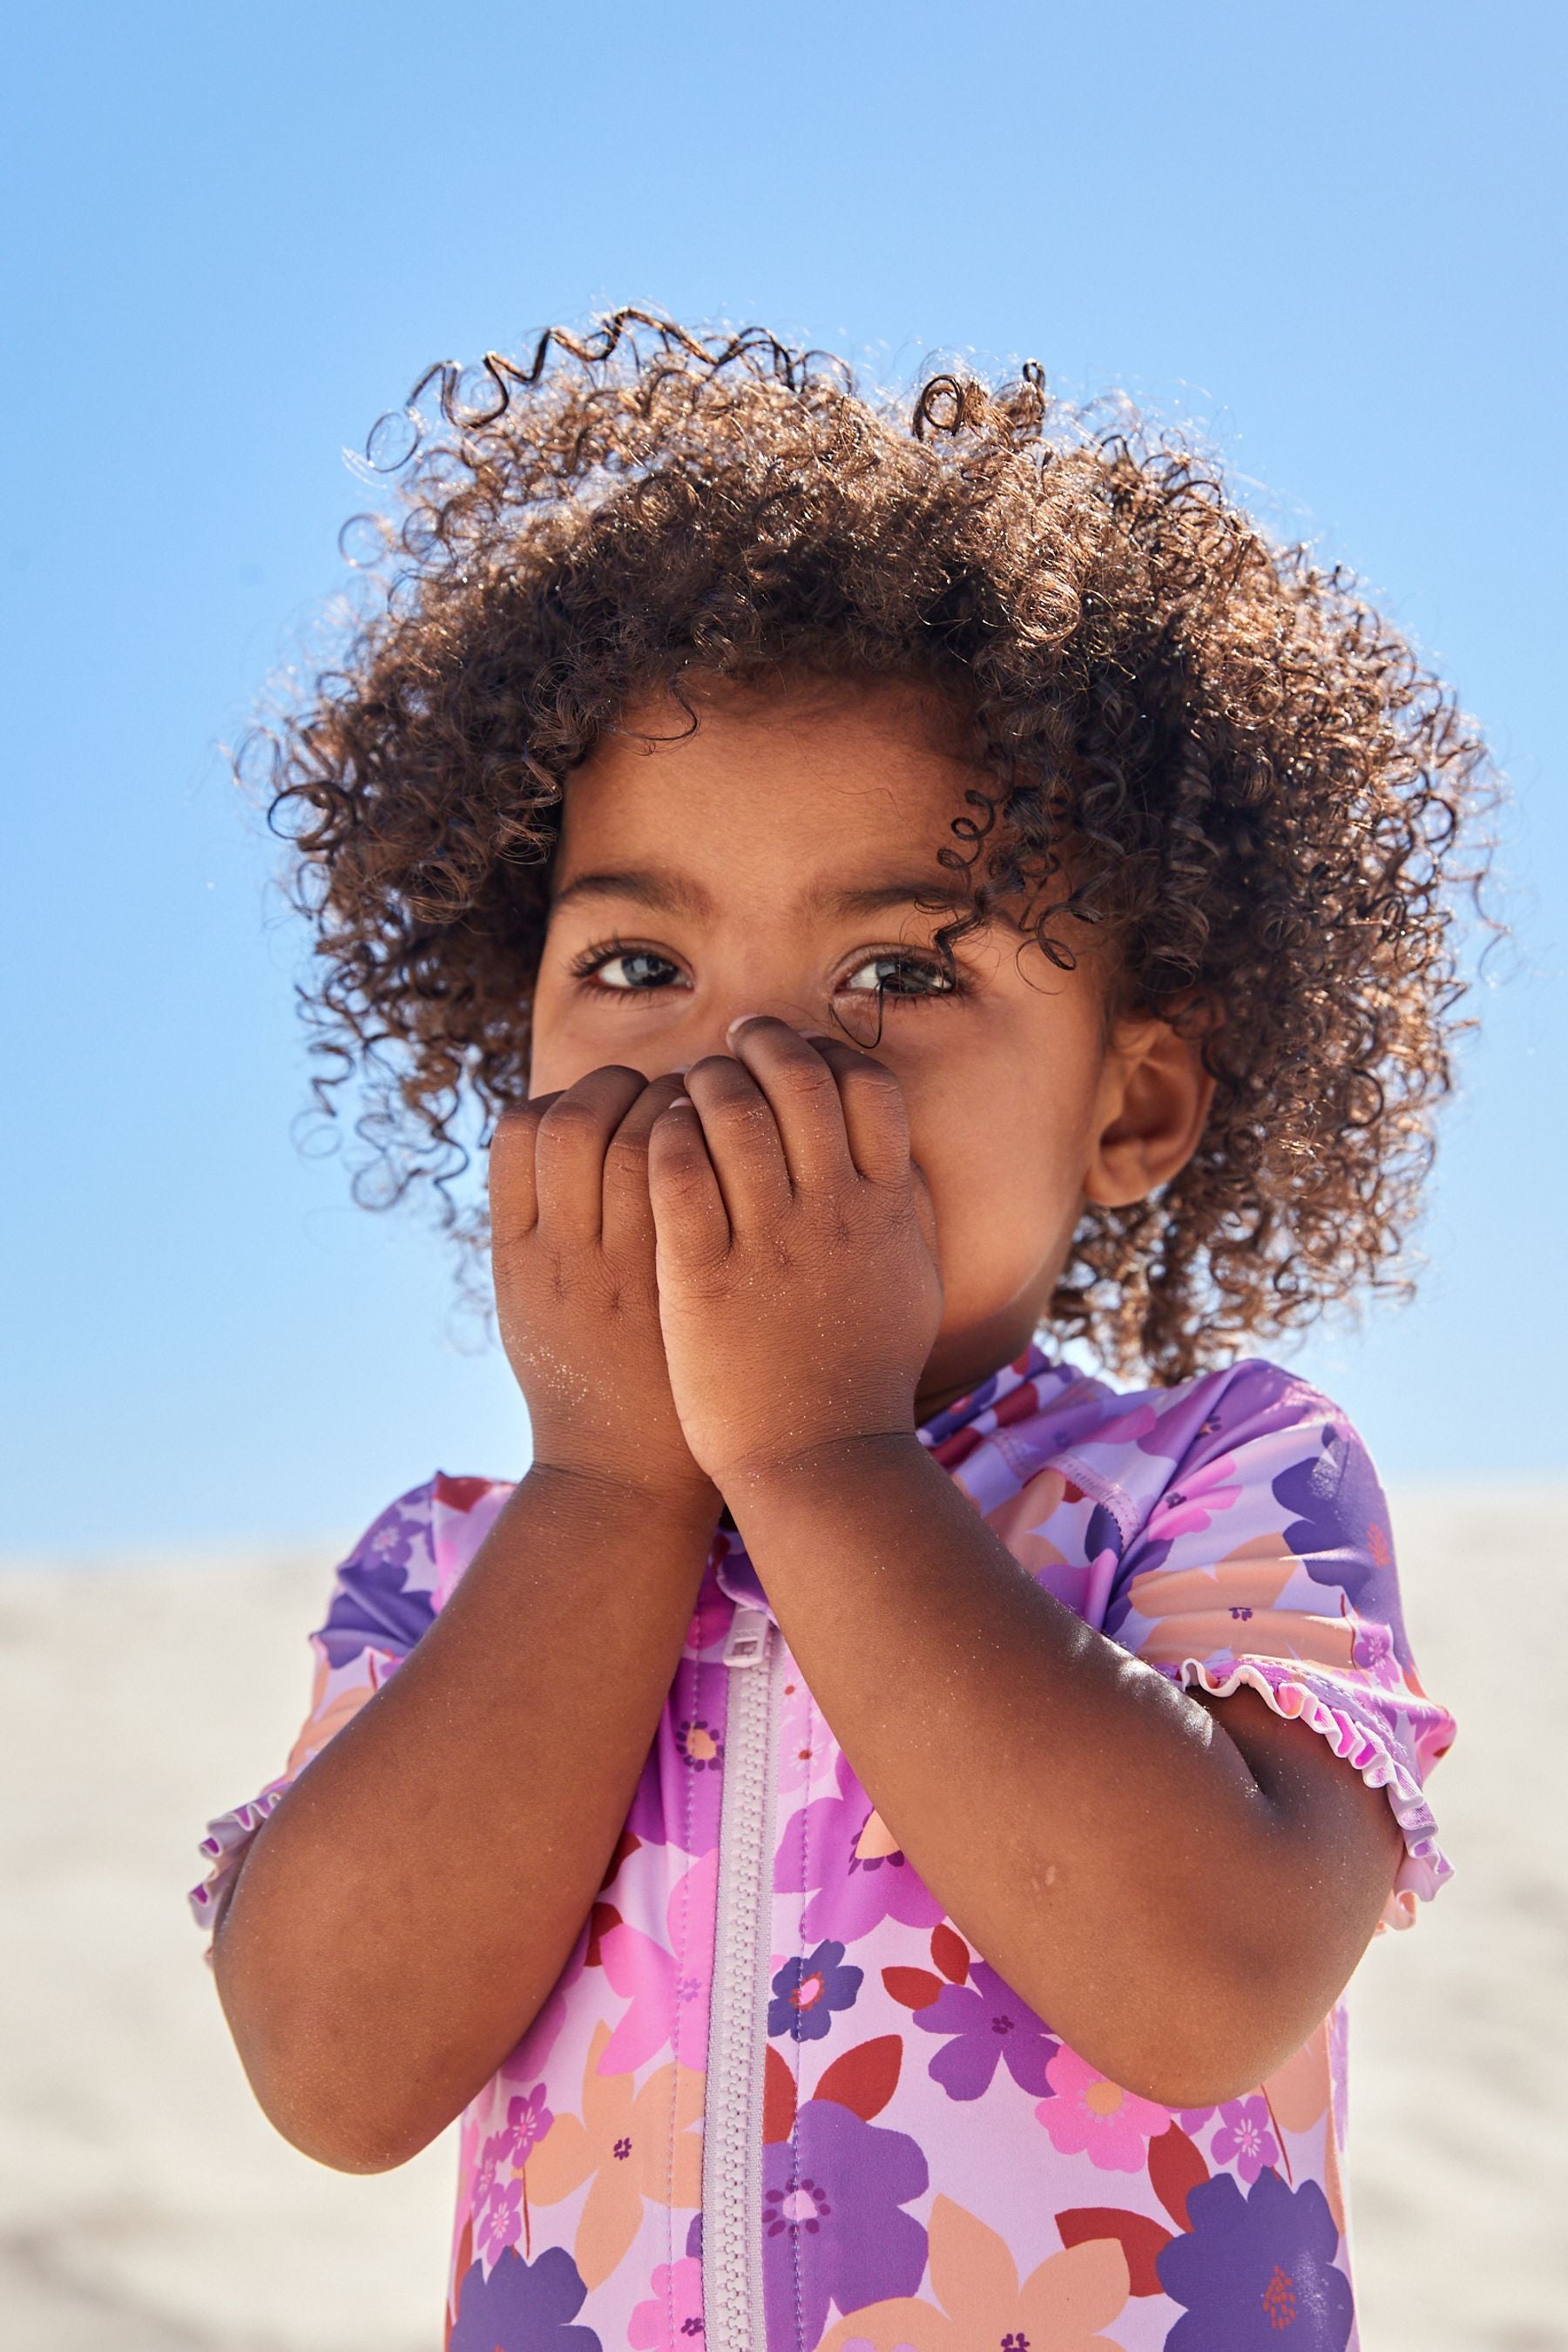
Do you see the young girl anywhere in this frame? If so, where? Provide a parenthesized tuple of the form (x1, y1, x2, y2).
(192, 314, 1482, 2352)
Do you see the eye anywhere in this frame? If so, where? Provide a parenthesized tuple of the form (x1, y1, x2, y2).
(837, 951, 957, 1000)
(571, 943, 688, 995)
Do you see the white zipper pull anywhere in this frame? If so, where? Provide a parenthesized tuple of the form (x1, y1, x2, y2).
(722, 1603, 772, 1668)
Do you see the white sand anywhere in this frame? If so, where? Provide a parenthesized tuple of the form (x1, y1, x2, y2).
(2, 1486, 1564, 2350)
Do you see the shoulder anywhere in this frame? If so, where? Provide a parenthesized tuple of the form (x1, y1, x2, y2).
(319, 1470, 516, 1661)
(960, 1354, 1386, 1561)
(1053, 1355, 1380, 1505)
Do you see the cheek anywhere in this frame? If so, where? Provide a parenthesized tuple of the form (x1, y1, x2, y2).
(900, 1046, 1096, 1296)
(526, 971, 626, 1096)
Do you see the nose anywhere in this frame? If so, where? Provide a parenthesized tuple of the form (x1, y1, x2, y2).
(672, 1001, 829, 1069)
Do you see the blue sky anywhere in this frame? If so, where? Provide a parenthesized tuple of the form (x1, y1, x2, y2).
(3, 1, 1563, 1549)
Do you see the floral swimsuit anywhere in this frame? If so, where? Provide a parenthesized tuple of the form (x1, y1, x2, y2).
(191, 1345, 1452, 2352)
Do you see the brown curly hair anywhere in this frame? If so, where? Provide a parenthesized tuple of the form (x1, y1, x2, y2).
(260, 309, 1495, 1381)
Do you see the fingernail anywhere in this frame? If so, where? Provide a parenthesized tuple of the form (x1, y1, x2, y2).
(725, 1014, 769, 1038)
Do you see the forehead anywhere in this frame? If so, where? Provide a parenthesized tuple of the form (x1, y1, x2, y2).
(553, 674, 982, 896)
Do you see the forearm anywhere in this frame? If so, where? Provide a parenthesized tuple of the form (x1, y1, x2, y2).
(214, 1463, 717, 2170)
(729, 1435, 1384, 2104)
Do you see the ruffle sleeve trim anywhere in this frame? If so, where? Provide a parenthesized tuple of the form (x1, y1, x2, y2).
(186, 1778, 294, 1962)
(1165, 1654, 1452, 1930)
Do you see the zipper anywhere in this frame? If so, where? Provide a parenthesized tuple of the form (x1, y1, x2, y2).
(702, 1603, 781, 2352)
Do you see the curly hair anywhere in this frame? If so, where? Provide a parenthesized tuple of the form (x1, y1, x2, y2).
(260, 308, 1495, 1381)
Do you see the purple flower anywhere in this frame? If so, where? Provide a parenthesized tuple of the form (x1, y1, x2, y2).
(1211, 2095, 1281, 2185)
(319, 1500, 434, 1666)
(775, 1748, 943, 1943)
(1272, 1427, 1408, 1652)
(768, 1941, 863, 2042)
(1157, 2169, 1353, 2350)
(506, 2084, 553, 2160)
(762, 2099, 928, 2347)
(475, 2174, 523, 2266)
(911, 1960, 1058, 2099)
(626, 1693, 723, 1855)
(450, 2246, 602, 2352)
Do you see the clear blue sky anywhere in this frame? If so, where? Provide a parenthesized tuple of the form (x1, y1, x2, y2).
(3, 1, 1563, 1551)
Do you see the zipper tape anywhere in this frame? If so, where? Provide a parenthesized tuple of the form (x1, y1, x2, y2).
(702, 1604, 781, 2352)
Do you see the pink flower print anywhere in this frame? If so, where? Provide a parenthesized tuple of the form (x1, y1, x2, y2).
(475, 2171, 524, 2267)
(598, 1848, 717, 2073)
(777, 1748, 943, 1944)
(1036, 2044, 1171, 2171)
(629, 2255, 704, 2352)
(472, 2128, 508, 2216)
(1210, 2094, 1281, 2184)
(777, 1676, 816, 1794)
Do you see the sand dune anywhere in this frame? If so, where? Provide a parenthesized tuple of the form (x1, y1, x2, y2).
(2, 1484, 1563, 2350)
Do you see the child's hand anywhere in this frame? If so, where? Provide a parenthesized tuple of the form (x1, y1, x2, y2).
(491, 1067, 718, 1512)
(645, 1018, 943, 1486)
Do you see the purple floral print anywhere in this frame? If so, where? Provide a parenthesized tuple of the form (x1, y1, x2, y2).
(910, 1960, 1058, 2099)
(193, 1342, 1453, 2351)
(1157, 2169, 1354, 2350)
(769, 1940, 863, 2042)
(777, 1748, 944, 1944)
(450, 2246, 603, 2352)
(762, 2099, 928, 2349)
(476, 2173, 524, 2265)
(318, 1493, 436, 1666)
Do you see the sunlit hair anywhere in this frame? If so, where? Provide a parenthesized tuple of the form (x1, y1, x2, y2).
(259, 309, 1496, 1381)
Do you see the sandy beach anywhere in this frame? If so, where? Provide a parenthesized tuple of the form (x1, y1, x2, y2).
(3, 1483, 1563, 2351)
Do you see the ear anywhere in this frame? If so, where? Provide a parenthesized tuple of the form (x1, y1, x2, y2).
(1084, 1012, 1214, 1208)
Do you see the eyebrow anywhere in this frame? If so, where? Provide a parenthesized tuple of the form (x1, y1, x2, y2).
(550, 866, 975, 921)
(550, 868, 718, 917)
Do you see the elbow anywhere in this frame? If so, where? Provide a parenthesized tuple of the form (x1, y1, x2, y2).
(1083, 1951, 1335, 2113)
(232, 2034, 448, 2175)
(1119, 2044, 1284, 2114)
(213, 1936, 446, 2176)
(271, 2105, 438, 2176)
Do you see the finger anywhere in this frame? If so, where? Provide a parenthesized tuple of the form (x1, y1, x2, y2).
(488, 1095, 563, 1244)
(647, 1097, 731, 1257)
(532, 1065, 650, 1240)
(601, 1071, 690, 1260)
(681, 1051, 794, 1227)
(800, 1035, 914, 1186)
(722, 1017, 854, 1191)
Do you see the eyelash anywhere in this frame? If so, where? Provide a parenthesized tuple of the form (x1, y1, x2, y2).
(566, 936, 966, 1004)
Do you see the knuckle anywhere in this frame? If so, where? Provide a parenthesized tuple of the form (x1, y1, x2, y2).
(494, 1102, 545, 1153)
(605, 1141, 652, 1188)
(782, 1060, 836, 1103)
(537, 1093, 600, 1143)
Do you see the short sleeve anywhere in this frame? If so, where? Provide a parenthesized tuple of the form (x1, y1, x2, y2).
(186, 1480, 442, 1947)
(1103, 1363, 1455, 1929)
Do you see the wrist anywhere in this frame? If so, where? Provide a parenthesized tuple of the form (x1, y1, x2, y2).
(524, 1454, 720, 1539)
(719, 1427, 929, 1521)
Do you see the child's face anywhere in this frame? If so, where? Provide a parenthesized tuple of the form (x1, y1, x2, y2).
(531, 675, 1208, 1397)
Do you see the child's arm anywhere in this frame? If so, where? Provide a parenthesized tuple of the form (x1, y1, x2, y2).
(212, 1069, 719, 2173)
(648, 1024, 1407, 2111)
